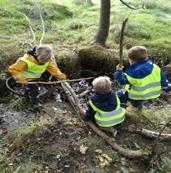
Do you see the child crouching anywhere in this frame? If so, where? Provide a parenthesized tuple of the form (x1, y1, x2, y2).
(83, 76, 126, 129)
(8, 45, 66, 111)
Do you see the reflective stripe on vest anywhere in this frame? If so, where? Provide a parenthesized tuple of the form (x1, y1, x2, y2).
(89, 96, 125, 127)
(124, 64, 161, 100)
(19, 57, 49, 79)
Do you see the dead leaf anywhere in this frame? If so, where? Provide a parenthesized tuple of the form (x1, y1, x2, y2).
(95, 149, 103, 154)
(79, 145, 88, 154)
(101, 153, 112, 162)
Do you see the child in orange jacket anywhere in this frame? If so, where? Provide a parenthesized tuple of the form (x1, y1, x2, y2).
(8, 45, 66, 110)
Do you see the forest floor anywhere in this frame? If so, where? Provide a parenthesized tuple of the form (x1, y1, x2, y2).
(0, 81, 171, 173)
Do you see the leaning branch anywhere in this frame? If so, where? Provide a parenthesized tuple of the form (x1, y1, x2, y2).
(119, 18, 128, 66)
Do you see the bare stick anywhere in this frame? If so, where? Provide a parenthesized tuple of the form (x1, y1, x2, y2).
(120, 0, 145, 10)
(126, 125, 171, 141)
(17, 77, 95, 85)
(34, 0, 45, 45)
(145, 120, 170, 172)
(119, 18, 128, 66)
(17, 11, 36, 46)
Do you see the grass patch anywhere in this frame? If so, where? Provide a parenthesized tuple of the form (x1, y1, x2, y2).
(86, 135, 105, 149)
(0, 0, 171, 72)
(10, 115, 54, 152)
(9, 95, 28, 111)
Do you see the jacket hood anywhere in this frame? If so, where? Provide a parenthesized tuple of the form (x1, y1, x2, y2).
(126, 60, 153, 79)
(91, 91, 117, 111)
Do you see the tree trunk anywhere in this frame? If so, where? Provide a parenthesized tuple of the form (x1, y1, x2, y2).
(92, 0, 111, 45)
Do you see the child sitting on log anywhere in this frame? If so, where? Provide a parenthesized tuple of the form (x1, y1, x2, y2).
(115, 46, 171, 109)
(8, 45, 66, 110)
(83, 76, 126, 131)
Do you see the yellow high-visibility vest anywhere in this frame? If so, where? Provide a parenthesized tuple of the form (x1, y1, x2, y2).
(19, 56, 49, 79)
(89, 96, 125, 127)
(124, 64, 161, 100)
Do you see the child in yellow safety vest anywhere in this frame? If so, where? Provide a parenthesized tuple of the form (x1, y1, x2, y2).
(8, 45, 66, 110)
(114, 46, 171, 109)
(83, 76, 126, 130)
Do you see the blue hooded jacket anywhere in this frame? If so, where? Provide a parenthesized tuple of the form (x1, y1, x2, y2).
(115, 60, 171, 91)
(83, 91, 118, 121)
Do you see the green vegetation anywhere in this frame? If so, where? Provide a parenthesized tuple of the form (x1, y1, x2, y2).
(0, 0, 171, 72)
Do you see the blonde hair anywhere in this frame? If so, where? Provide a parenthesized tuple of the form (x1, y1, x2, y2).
(92, 76, 111, 93)
(128, 46, 148, 62)
(36, 45, 53, 62)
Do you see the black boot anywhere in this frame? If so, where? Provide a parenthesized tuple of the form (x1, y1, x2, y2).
(26, 84, 43, 111)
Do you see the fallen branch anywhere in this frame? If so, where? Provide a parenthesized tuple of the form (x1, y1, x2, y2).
(145, 120, 170, 172)
(78, 87, 92, 98)
(87, 121, 143, 158)
(62, 82, 145, 158)
(61, 82, 80, 114)
(127, 125, 171, 141)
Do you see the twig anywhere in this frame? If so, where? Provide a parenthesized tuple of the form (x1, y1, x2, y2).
(145, 120, 170, 172)
(120, 0, 145, 10)
(34, 0, 45, 45)
(119, 18, 128, 66)
(17, 11, 36, 46)
(78, 87, 92, 98)
(17, 77, 95, 85)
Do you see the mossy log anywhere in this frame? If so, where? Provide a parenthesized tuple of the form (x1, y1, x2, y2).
(55, 50, 80, 74)
(78, 45, 120, 72)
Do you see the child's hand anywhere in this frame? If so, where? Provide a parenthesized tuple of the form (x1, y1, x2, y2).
(59, 73, 66, 80)
(116, 64, 124, 71)
(166, 92, 171, 96)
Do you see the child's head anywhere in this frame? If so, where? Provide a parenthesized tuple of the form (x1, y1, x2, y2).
(128, 46, 148, 64)
(92, 76, 111, 93)
(35, 45, 53, 63)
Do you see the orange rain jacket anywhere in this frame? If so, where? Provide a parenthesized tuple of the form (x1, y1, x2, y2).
(8, 53, 66, 82)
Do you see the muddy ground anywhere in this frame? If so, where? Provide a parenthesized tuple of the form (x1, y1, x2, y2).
(0, 79, 171, 173)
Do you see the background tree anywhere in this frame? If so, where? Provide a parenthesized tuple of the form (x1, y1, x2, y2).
(92, 0, 144, 46)
(92, 0, 111, 46)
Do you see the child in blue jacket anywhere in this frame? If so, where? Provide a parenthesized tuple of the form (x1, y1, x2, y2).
(114, 46, 171, 108)
(83, 76, 125, 129)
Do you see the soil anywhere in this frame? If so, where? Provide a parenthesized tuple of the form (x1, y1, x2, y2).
(0, 79, 171, 173)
